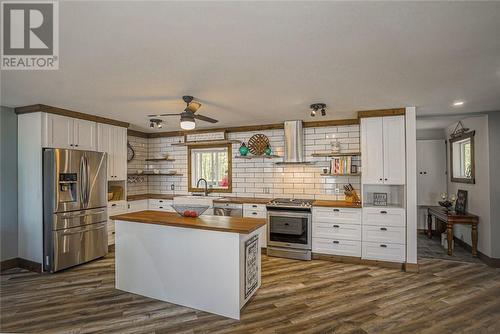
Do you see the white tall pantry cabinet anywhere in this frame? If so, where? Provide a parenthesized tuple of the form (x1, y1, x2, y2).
(361, 115, 407, 263)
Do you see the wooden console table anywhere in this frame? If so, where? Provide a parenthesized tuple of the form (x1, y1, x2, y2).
(427, 206, 479, 257)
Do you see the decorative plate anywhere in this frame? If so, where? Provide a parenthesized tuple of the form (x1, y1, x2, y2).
(127, 142, 135, 161)
(248, 134, 270, 155)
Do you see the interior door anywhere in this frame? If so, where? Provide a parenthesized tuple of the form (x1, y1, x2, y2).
(74, 119, 97, 151)
(361, 117, 384, 184)
(97, 123, 114, 179)
(417, 140, 446, 205)
(43, 113, 73, 149)
(113, 126, 127, 180)
(382, 116, 406, 185)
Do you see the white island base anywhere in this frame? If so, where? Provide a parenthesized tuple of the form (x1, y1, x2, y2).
(115, 220, 262, 320)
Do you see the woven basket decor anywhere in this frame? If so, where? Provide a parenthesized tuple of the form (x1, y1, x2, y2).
(248, 134, 270, 155)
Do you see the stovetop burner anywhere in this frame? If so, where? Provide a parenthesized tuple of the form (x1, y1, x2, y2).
(267, 198, 313, 209)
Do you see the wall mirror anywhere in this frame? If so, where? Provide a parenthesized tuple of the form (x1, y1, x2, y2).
(188, 144, 232, 193)
(449, 130, 475, 184)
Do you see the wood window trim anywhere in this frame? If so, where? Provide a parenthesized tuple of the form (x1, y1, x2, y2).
(449, 131, 475, 184)
(187, 143, 233, 193)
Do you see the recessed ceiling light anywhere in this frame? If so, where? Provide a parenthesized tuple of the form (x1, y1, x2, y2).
(453, 101, 465, 107)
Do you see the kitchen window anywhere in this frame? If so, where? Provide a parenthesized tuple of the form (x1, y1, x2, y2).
(188, 144, 232, 193)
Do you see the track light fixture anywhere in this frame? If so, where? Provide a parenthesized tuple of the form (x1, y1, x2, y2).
(310, 103, 327, 117)
(149, 118, 163, 129)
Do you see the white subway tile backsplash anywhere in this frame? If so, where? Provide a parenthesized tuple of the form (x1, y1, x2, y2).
(127, 123, 361, 200)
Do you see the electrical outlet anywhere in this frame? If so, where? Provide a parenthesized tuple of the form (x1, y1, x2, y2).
(170, 184, 175, 191)
(335, 187, 341, 194)
(263, 187, 270, 194)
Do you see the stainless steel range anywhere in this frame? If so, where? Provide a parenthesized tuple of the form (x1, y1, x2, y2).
(266, 198, 313, 260)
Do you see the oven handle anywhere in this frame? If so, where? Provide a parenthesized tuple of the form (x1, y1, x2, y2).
(267, 211, 312, 219)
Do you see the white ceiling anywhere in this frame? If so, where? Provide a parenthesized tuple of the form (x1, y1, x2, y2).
(2, 1, 500, 132)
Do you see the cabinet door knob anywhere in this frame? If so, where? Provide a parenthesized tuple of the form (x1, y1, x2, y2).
(380, 227, 387, 231)
(75, 144, 79, 147)
(333, 209, 340, 212)
(379, 178, 383, 181)
(380, 244, 387, 248)
(384, 178, 387, 181)
(70, 144, 74, 147)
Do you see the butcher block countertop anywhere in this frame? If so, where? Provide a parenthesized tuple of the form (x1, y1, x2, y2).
(110, 210, 266, 234)
(127, 194, 175, 201)
(213, 197, 272, 205)
(127, 194, 361, 208)
(313, 200, 362, 208)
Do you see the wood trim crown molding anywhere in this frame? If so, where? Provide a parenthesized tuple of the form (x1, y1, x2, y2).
(15, 104, 130, 128)
(357, 108, 406, 118)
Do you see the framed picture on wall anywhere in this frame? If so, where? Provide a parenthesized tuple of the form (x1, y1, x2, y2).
(455, 189, 468, 213)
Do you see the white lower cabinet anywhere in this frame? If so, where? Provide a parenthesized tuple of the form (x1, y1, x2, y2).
(361, 207, 406, 263)
(362, 241, 406, 262)
(312, 238, 361, 257)
(148, 199, 175, 212)
(108, 200, 128, 246)
(127, 200, 148, 212)
(312, 207, 362, 257)
(243, 204, 267, 248)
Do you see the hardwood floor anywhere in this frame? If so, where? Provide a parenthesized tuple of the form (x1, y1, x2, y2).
(2, 251, 500, 334)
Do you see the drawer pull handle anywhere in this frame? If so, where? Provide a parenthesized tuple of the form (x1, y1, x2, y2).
(252, 212, 257, 215)
(159, 206, 163, 209)
(112, 232, 115, 235)
(159, 200, 163, 203)
(111, 204, 117, 207)
(332, 240, 339, 244)
(333, 225, 340, 228)
(380, 244, 387, 248)
(252, 205, 257, 208)
(284, 223, 289, 226)
(333, 209, 340, 212)
(380, 211, 387, 214)
(380, 227, 387, 231)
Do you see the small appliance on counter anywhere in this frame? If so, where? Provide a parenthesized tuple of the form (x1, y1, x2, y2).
(266, 198, 313, 260)
(43, 149, 108, 273)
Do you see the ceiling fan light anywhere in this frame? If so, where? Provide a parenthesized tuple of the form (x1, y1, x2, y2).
(180, 120, 195, 130)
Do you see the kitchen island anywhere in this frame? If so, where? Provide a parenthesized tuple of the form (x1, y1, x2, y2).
(110, 210, 266, 320)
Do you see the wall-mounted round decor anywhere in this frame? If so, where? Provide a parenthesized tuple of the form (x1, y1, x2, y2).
(127, 142, 135, 162)
(248, 134, 270, 155)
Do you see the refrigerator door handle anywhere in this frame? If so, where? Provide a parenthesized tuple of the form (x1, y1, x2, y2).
(59, 223, 106, 236)
(80, 154, 90, 207)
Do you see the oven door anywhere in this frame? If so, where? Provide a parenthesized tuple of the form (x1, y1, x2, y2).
(267, 210, 312, 250)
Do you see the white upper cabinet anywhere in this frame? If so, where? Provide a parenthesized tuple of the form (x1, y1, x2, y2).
(42, 113, 97, 151)
(382, 116, 406, 184)
(97, 123, 127, 180)
(73, 118, 97, 151)
(361, 116, 405, 185)
(360, 117, 384, 184)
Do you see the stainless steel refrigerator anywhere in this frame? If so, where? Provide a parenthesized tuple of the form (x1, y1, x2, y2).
(43, 149, 108, 272)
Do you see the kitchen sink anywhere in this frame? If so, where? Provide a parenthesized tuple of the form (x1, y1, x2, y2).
(173, 196, 221, 213)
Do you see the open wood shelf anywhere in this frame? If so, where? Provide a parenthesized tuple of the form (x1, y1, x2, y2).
(312, 152, 361, 157)
(144, 158, 175, 162)
(320, 173, 361, 177)
(171, 140, 242, 147)
(234, 155, 282, 159)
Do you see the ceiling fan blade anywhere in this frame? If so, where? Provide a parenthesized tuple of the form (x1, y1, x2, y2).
(147, 113, 181, 117)
(193, 114, 218, 123)
(185, 101, 202, 113)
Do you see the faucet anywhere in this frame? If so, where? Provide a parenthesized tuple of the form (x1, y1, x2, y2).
(196, 178, 209, 196)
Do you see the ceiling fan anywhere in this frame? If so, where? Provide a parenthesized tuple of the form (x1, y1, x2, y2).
(148, 95, 218, 130)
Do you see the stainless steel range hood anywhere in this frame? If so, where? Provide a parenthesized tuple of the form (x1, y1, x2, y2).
(276, 120, 313, 165)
